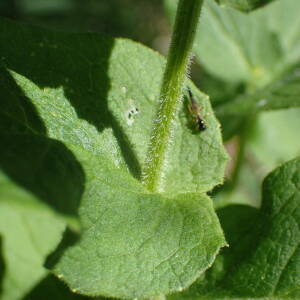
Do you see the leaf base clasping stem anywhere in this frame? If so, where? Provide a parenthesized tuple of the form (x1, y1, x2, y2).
(142, 0, 204, 192)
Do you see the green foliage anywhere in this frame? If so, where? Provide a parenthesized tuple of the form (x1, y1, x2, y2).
(199, 0, 300, 139)
(193, 0, 300, 84)
(168, 158, 300, 299)
(216, 66, 300, 138)
(249, 109, 300, 172)
(0, 16, 227, 299)
(0, 171, 65, 300)
(1, 0, 300, 299)
(163, 2, 300, 299)
(215, 0, 276, 12)
(165, 0, 300, 139)
(52, 179, 225, 298)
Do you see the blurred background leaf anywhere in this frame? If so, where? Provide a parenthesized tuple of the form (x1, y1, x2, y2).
(1, 2, 300, 297)
(1, 0, 300, 210)
(0, 0, 171, 53)
(168, 157, 300, 299)
(165, 0, 300, 209)
(214, 0, 276, 12)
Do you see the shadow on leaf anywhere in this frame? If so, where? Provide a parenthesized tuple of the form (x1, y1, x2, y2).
(45, 227, 80, 271)
(0, 134, 85, 217)
(0, 66, 85, 217)
(0, 18, 141, 178)
(23, 274, 91, 300)
(0, 66, 46, 136)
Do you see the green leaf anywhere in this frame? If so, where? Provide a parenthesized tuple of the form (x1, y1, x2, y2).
(248, 108, 300, 173)
(193, 0, 300, 85)
(0, 17, 227, 194)
(50, 148, 226, 298)
(165, 0, 300, 139)
(169, 157, 300, 299)
(0, 17, 227, 298)
(215, 0, 276, 12)
(204, 0, 300, 139)
(0, 171, 66, 300)
(0, 79, 85, 300)
(216, 65, 300, 137)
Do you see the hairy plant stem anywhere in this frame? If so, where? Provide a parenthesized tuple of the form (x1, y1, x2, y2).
(142, 0, 204, 192)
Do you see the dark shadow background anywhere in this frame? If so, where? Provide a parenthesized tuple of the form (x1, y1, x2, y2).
(0, 0, 170, 54)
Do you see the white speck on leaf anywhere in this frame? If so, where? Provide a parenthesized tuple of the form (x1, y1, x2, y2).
(126, 99, 140, 126)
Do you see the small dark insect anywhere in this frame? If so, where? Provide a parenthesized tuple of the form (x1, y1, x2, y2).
(187, 88, 207, 131)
